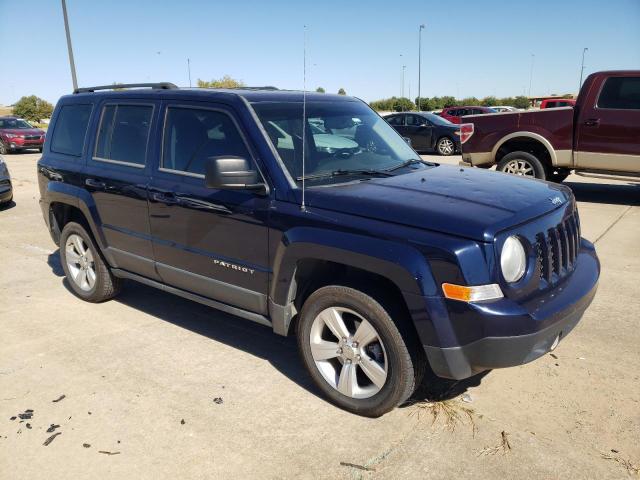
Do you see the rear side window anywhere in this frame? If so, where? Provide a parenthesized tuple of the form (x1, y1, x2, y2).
(162, 107, 251, 176)
(598, 77, 640, 110)
(50, 104, 92, 156)
(386, 115, 403, 126)
(95, 104, 153, 166)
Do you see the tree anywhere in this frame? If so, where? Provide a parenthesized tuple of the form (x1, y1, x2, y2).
(513, 96, 530, 109)
(197, 75, 245, 89)
(337, 88, 346, 95)
(482, 96, 498, 107)
(316, 87, 325, 93)
(392, 97, 415, 112)
(12, 95, 54, 123)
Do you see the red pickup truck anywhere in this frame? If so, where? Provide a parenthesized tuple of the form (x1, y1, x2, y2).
(460, 71, 640, 182)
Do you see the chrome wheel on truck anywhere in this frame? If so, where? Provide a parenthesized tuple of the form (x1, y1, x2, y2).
(297, 285, 424, 417)
(497, 151, 547, 180)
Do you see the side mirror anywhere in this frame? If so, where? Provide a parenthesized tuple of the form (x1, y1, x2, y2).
(403, 137, 412, 146)
(205, 156, 266, 194)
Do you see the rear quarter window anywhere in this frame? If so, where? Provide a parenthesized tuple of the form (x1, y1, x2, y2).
(94, 104, 153, 166)
(598, 76, 640, 110)
(50, 104, 93, 156)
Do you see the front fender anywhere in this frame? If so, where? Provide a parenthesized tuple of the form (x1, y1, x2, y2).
(269, 226, 437, 335)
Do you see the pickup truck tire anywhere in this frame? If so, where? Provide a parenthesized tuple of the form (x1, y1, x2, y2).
(497, 151, 546, 180)
(59, 222, 122, 302)
(0, 141, 7, 155)
(297, 285, 421, 417)
(436, 137, 456, 156)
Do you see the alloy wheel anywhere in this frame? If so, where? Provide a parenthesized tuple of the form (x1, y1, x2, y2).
(309, 307, 388, 399)
(438, 138, 454, 155)
(502, 159, 536, 177)
(65, 234, 96, 291)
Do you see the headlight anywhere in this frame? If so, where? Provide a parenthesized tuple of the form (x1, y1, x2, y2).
(501, 236, 527, 283)
(5, 133, 17, 138)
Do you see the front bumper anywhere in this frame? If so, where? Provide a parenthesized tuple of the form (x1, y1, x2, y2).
(420, 241, 599, 379)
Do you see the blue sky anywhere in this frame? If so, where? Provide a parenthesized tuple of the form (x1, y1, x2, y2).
(0, 0, 639, 106)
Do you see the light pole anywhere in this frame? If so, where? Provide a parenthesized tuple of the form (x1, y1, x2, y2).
(528, 53, 535, 98)
(61, 0, 78, 91)
(417, 24, 425, 110)
(187, 58, 192, 87)
(402, 65, 406, 98)
(579, 47, 588, 91)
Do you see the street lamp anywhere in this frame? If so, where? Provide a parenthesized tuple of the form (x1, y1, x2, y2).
(579, 47, 589, 91)
(402, 65, 406, 98)
(61, 0, 78, 91)
(417, 24, 425, 110)
(528, 53, 535, 98)
(187, 58, 192, 87)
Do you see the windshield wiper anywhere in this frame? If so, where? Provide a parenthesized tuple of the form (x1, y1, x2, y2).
(296, 169, 395, 181)
(386, 158, 426, 172)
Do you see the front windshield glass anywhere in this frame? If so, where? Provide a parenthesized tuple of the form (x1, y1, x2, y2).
(0, 118, 33, 129)
(252, 101, 423, 185)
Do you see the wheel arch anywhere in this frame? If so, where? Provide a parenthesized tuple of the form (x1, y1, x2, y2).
(492, 131, 557, 167)
(268, 227, 437, 337)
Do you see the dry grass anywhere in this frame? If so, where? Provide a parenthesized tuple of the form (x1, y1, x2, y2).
(600, 451, 639, 476)
(408, 398, 477, 436)
(477, 431, 512, 457)
(0, 106, 13, 116)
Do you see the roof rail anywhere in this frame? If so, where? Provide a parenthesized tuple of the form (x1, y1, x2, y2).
(73, 82, 178, 94)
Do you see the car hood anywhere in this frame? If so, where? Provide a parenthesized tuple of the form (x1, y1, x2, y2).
(1, 128, 45, 136)
(304, 164, 572, 242)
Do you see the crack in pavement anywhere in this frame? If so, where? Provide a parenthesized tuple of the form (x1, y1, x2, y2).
(593, 206, 634, 244)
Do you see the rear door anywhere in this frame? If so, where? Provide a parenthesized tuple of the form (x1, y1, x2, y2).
(575, 75, 640, 173)
(404, 114, 431, 150)
(147, 102, 270, 314)
(84, 99, 160, 280)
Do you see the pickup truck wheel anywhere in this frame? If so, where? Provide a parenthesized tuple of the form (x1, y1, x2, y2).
(0, 141, 7, 155)
(497, 151, 546, 180)
(59, 222, 122, 302)
(297, 285, 421, 417)
(436, 137, 455, 156)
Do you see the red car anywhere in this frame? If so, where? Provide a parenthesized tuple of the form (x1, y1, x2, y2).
(440, 106, 497, 124)
(0, 116, 46, 154)
(540, 98, 576, 109)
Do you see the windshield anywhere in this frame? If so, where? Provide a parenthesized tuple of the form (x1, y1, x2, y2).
(252, 101, 422, 185)
(423, 112, 454, 126)
(0, 118, 33, 129)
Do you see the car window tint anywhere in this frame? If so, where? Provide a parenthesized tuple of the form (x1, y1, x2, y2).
(95, 105, 153, 165)
(386, 115, 403, 126)
(598, 77, 640, 109)
(50, 104, 92, 156)
(406, 115, 425, 126)
(162, 107, 251, 176)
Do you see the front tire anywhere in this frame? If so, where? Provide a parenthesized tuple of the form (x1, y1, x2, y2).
(297, 285, 423, 417)
(59, 222, 121, 302)
(497, 151, 546, 180)
(0, 141, 7, 155)
(436, 136, 455, 156)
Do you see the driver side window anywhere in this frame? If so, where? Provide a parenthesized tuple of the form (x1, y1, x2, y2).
(161, 106, 251, 176)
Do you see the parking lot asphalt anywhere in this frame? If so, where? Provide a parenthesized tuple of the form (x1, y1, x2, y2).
(1, 152, 639, 479)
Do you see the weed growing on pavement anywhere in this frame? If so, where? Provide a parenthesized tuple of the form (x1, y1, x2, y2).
(476, 431, 512, 456)
(600, 451, 639, 476)
(408, 398, 477, 437)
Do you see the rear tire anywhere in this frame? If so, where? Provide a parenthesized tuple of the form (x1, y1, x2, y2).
(297, 285, 423, 417)
(59, 222, 122, 302)
(436, 136, 455, 156)
(497, 151, 546, 180)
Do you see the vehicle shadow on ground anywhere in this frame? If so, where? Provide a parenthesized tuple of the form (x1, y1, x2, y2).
(565, 181, 640, 206)
(0, 200, 16, 211)
(48, 249, 486, 407)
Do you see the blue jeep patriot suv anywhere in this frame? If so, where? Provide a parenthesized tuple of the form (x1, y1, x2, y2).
(38, 83, 599, 417)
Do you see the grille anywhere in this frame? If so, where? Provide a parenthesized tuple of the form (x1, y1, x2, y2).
(0, 179, 10, 187)
(535, 210, 580, 284)
(24, 135, 41, 141)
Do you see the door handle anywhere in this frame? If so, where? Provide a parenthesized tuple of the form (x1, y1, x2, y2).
(584, 118, 600, 127)
(85, 178, 107, 190)
(152, 191, 181, 205)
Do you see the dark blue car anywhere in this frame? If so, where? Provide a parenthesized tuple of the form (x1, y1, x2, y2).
(37, 84, 599, 417)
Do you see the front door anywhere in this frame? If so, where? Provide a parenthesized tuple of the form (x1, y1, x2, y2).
(84, 100, 160, 280)
(148, 102, 270, 314)
(575, 75, 640, 173)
